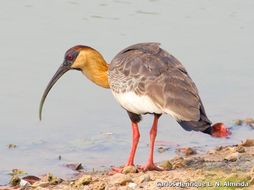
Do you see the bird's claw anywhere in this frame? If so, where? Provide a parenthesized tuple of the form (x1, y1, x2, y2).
(110, 165, 140, 175)
(110, 166, 124, 173)
(138, 163, 164, 171)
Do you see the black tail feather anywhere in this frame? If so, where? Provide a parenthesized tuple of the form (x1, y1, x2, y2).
(178, 120, 212, 135)
(177, 101, 213, 135)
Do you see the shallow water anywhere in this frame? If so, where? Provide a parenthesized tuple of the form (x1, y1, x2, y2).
(0, 0, 254, 185)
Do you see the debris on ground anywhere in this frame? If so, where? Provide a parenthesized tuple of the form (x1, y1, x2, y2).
(3, 139, 254, 190)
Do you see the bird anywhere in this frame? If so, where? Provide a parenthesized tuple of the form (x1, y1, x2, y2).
(39, 42, 230, 172)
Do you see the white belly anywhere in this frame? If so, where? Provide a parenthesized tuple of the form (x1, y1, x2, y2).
(112, 91, 163, 114)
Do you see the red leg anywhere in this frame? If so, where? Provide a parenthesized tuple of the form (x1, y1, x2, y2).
(139, 114, 163, 171)
(127, 122, 140, 165)
(112, 122, 140, 173)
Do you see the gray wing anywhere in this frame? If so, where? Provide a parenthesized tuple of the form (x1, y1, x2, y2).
(109, 42, 206, 122)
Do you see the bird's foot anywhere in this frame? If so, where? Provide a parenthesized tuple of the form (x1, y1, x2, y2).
(211, 123, 231, 138)
(110, 166, 124, 173)
(138, 163, 163, 172)
(109, 164, 138, 175)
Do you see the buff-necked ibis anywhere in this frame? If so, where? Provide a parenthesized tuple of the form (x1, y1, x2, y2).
(39, 43, 229, 171)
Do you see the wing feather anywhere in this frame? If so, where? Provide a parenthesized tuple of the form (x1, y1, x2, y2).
(109, 43, 204, 121)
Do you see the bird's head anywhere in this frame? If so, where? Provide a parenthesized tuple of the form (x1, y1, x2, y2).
(39, 45, 109, 120)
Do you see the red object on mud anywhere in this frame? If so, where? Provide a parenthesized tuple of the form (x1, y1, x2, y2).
(211, 123, 231, 138)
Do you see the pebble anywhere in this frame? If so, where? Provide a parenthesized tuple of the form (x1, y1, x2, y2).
(8, 144, 17, 149)
(46, 173, 63, 185)
(75, 175, 92, 186)
(9, 175, 20, 186)
(159, 160, 173, 170)
(236, 146, 245, 153)
(22, 175, 40, 184)
(225, 147, 235, 152)
(20, 179, 30, 187)
(208, 149, 216, 154)
(178, 147, 197, 156)
(216, 146, 223, 151)
(93, 181, 106, 190)
(235, 118, 254, 127)
(242, 139, 254, 147)
(234, 119, 243, 126)
(224, 152, 239, 162)
(173, 162, 185, 169)
(122, 166, 138, 174)
(32, 181, 50, 188)
(65, 163, 83, 171)
(244, 118, 254, 125)
(137, 174, 151, 183)
(128, 182, 137, 189)
(172, 157, 185, 169)
(157, 146, 169, 153)
(110, 173, 133, 185)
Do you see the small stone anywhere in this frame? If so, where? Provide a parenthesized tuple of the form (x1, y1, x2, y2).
(250, 177, 254, 185)
(137, 174, 151, 183)
(224, 152, 239, 162)
(110, 173, 133, 185)
(122, 166, 138, 174)
(208, 149, 216, 154)
(46, 173, 63, 185)
(225, 147, 235, 152)
(216, 146, 223, 151)
(172, 157, 185, 169)
(10, 169, 26, 175)
(22, 175, 40, 184)
(93, 181, 106, 190)
(157, 146, 169, 153)
(128, 182, 137, 189)
(146, 172, 156, 181)
(243, 118, 254, 125)
(8, 144, 17, 149)
(65, 163, 84, 171)
(178, 147, 197, 156)
(159, 160, 173, 170)
(236, 146, 245, 153)
(242, 139, 254, 147)
(20, 179, 30, 187)
(234, 119, 243, 126)
(31, 181, 49, 188)
(173, 162, 185, 169)
(184, 157, 205, 167)
(9, 175, 20, 186)
(75, 175, 92, 186)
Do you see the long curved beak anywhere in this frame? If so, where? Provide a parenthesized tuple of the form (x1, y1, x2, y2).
(39, 63, 71, 120)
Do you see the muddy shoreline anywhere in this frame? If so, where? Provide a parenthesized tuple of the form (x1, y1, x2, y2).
(2, 139, 253, 190)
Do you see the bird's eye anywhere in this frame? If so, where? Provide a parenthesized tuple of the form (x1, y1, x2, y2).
(66, 54, 73, 61)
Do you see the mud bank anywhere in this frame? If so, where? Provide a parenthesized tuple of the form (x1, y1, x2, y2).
(1, 139, 254, 190)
